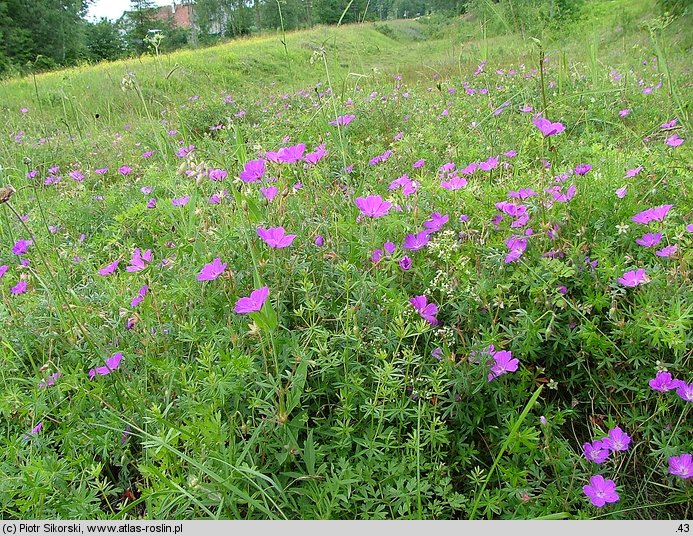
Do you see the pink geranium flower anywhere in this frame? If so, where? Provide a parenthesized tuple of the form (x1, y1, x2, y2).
(98, 259, 119, 276)
(235, 286, 269, 314)
(635, 232, 662, 247)
(532, 117, 565, 136)
(649, 371, 677, 392)
(409, 295, 439, 326)
(126, 248, 152, 272)
(618, 268, 648, 287)
(669, 454, 693, 479)
(487, 349, 519, 381)
(256, 226, 297, 248)
(583, 475, 619, 507)
(665, 134, 684, 147)
(354, 195, 391, 218)
(632, 205, 673, 224)
(197, 258, 227, 281)
(240, 159, 265, 182)
(88, 352, 123, 380)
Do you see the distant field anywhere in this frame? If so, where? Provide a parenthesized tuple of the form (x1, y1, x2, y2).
(0, 1, 691, 520)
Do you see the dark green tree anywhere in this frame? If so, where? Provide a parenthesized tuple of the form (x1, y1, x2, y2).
(85, 18, 125, 62)
(124, 0, 161, 54)
(0, 0, 89, 73)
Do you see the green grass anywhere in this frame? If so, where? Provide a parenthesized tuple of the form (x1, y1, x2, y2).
(0, 0, 691, 520)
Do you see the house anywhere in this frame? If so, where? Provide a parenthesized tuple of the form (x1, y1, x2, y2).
(152, 2, 195, 30)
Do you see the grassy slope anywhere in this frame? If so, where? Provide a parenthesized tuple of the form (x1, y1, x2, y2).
(0, 22, 452, 128)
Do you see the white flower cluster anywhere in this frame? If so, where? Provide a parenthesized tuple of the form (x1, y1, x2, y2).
(425, 269, 456, 299)
(426, 229, 463, 264)
(435, 325, 455, 346)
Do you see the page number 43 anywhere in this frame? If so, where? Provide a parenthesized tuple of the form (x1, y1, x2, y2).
(677, 525, 690, 533)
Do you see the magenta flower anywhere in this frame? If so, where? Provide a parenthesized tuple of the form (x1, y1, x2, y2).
(12, 239, 33, 255)
(329, 114, 355, 127)
(88, 352, 123, 380)
(38, 371, 61, 389)
(618, 268, 648, 287)
(402, 231, 430, 251)
(423, 212, 449, 233)
(656, 245, 677, 258)
(508, 188, 538, 200)
(635, 232, 663, 247)
(668, 454, 693, 479)
(371, 249, 383, 264)
(399, 256, 412, 271)
(172, 196, 191, 207)
(260, 186, 278, 201)
(413, 159, 425, 169)
(583, 475, 619, 507)
(632, 204, 673, 224)
(354, 195, 391, 218)
(69, 170, 84, 182)
(239, 159, 265, 182)
(625, 165, 643, 178)
(532, 117, 565, 136)
(304, 144, 327, 165)
(675, 381, 693, 402)
(208, 168, 228, 181)
(409, 295, 439, 326)
(98, 259, 119, 276)
(0, 265, 8, 279)
(602, 427, 631, 452)
(126, 248, 152, 272)
(649, 371, 678, 392)
(615, 186, 628, 199)
(119, 165, 132, 175)
(583, 440, 610, 464)
(383, 242, 396, 256)
(234, 286, 269, 314)
(95, 167, 108, 175)
(25, 422, 43, 438)
(496, 202, 527, 218)
(479, 156, 499, 171)
(11, 280, 27, 295)
(277, 143, 306, 164)
(314, 235, 324, 247)
(257, 226, 297, 248)
(575, 163, 592, 175)
(147, 198, 157, 209)
(460, 162, 479, 175)
(389, 174, 418, 196)
(130, 285, 149, 307)
(487, 350, 519, 381)
(546, 184, 576, 202)
(197, 257, 227, 281)
(440, 177, 468, 190)
(687, 224, 693, 233)
(505, 235, 528, 264)
(661, 119, 677, 129)
(176, 145, 195, 158)
(619, 109, 631, 117)
(665, 134, 684, 147)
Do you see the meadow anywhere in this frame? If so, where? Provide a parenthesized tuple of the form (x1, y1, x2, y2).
(0, 0, 691, 519)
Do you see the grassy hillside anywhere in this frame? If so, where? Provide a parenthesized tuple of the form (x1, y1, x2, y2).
(0, 0, 691, 520)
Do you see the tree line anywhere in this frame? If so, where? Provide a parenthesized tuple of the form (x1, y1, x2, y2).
(0, 0, 465, 75)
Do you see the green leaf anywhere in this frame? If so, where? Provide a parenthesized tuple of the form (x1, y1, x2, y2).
(303, 430, 316, 475)
(286, 355, 309, 415)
